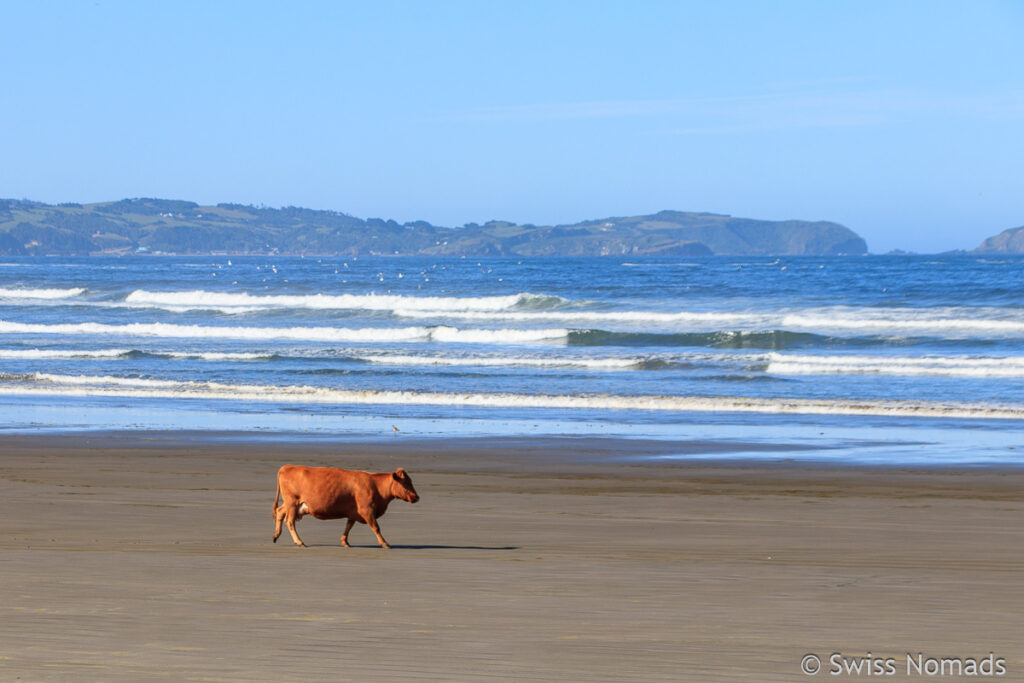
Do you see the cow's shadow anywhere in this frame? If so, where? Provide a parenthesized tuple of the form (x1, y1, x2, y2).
(305, 543, 519, 551)
(390, 544, 519, 551)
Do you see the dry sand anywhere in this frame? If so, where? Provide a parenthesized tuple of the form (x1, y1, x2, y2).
(1, 431, 1022, 681)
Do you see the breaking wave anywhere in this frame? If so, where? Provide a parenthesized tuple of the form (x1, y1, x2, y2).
(568, 329, 828, 349)
(0, 348, 133, 359)
(0, 287, 85, 299)
(768, 353, 1024, 378)
(0, 371, 1021, 420)
(123, 289, 567, 313)
(0, 346, 766, 370)
(161, 351, 279, 361)
(0, 320, 569, 344)
(396, 306, 1024, 338)
(779, 310, 1024, 337)
(394, 308, 755, 326)
(0, 319, 827, 349)
(354, 354, 645, 370)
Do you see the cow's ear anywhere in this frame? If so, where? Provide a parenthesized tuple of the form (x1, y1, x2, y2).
(395, 467, 406, 477)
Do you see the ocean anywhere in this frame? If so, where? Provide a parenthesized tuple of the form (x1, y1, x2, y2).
(1, 254, 1023, 465)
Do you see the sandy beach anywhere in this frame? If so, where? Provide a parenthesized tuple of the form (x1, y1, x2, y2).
(1, 431, 1022, 681)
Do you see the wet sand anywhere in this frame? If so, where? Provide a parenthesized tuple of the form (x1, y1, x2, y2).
(1, 431, 1022, 681)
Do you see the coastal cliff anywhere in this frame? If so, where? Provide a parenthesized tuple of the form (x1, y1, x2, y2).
(973, 226, 1024, 253)
(0, 198, 868, 256)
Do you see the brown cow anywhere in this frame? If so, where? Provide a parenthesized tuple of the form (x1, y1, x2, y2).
(272, 465, 419, 549)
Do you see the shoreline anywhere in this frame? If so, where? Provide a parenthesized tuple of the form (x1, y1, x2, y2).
(5, 427, 1024, 473)
(1, 430, 1022, 680)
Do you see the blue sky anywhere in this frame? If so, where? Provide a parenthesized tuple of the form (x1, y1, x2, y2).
(2, 1, 1021, 252)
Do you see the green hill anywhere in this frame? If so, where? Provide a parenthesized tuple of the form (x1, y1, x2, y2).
(0, 198, 868, 256)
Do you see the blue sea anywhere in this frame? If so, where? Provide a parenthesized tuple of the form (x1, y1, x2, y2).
(1, 254, 1023, 465)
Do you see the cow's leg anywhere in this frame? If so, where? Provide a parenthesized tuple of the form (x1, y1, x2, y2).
(285, 506, 307, 548)
(363, 512, 390, 549)
(272, 504, 286, 543)
(340, 518, 355, 548)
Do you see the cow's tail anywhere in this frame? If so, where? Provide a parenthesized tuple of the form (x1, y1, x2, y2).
(272, 475, 281, 519)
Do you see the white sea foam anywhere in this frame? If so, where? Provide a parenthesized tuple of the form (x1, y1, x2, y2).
(25, 287, 1020, 341)
(394, 306, 1024, 337)
(162, 351, 277, 361)
(32, 372, 184, 389)
(0, 348, 133, 359)
(768, 353, 1024, 378)
(393, 308, 754, 326)
(428, 326, 568, 343)
(119, 302, 269, 315)
(0, 348, 278, 361)
(0, 371, 1020, 419)
(779, 308, 1024, 336)
(355, 354, 644, 370)
(124, 289, 563, 312)
(0, 287, 85, 299)
(0, 320, 431, 342)
(0, 345, 753, 368)
(0, 320, 570, 344)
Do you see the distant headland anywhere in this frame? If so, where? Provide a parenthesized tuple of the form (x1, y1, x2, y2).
(0, 198, 868, 257)
(973, 225, 1024, 254)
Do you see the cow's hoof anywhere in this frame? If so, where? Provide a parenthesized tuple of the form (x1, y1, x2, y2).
(381, 544, 392, 550)
(272, 536, 279, 543)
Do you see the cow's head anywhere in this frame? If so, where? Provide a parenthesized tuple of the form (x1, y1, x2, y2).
(391, 468, 419, 503)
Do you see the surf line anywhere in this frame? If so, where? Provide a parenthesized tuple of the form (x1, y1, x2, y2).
(0, 382, 1021, 420)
